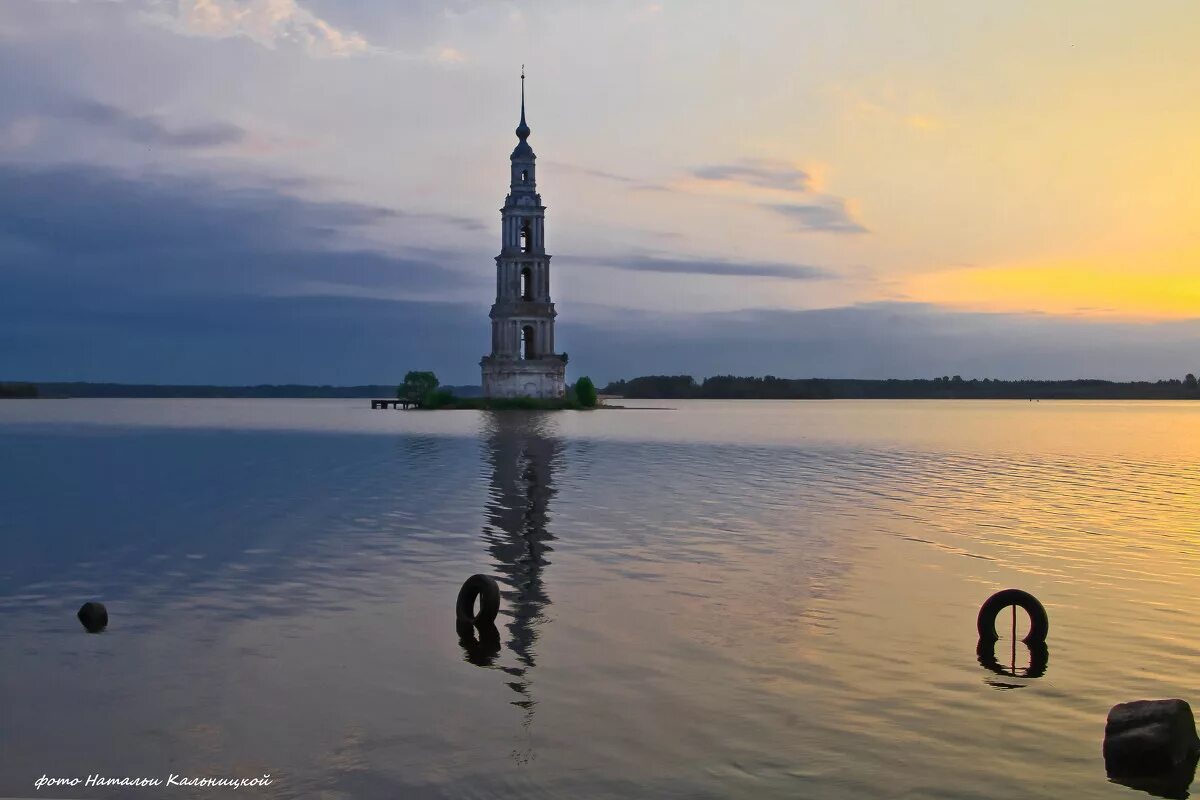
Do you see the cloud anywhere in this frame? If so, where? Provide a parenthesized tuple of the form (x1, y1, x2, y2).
(7, 286, 1199, 386)
(433, 46, 466, 64)
(0, 163, 1190, 385)
(767, 199, 868, 234)
(0, 162, 485, 302)
(398, 210, 486, 233)
(0, 116, 40, 149)
(828, 84, 944, 135)
(545, 161, 669, 192)
(688, 159, 868, 234)
(691, 159, 812, 192)
(62, 99, 246, 149)
(905, 114, 941, 132)
(557, 302, 1200, 385)
(0, 288, 488, 385)
(150, 0, 371, 57)
(584, 253, 831, 280)
(145, 0, 470, 61)
(903, 253, 1200, 319)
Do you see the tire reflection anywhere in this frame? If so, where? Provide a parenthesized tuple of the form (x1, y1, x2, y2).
(976, 637, 1049, 689)
(456, 619, 501, 667)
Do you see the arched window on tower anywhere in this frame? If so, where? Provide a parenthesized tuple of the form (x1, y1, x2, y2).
(521, 325, 536, 360)
(521, 267, 533, 301)
(520, 169, 528, 183)
(520, 222, 532, 253)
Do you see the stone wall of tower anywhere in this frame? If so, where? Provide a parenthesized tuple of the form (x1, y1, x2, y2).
(482, 359, 566, 399)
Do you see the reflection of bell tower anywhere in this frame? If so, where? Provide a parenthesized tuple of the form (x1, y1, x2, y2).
(481, 412, 558, 674)
(480, 69, 567, 399)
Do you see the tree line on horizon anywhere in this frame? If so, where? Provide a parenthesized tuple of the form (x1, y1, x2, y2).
(0, 382, 38, 399)
(14, 382, 484, 399)
(10, 374, 1200, 401)
(601, 374, 1200, 400)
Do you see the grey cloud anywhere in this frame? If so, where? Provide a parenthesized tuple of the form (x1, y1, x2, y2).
(692, 160, 812, 192)
(767, 200, 868, 234)
(399, 210, 487, 233)
(63, 99, 247, 149)
(582, 254, 832, 280)
(545, 161, 669, 192)
(0, 162, 485, 301)
(689, 160, 867, 235)
(0, 288, 489, 385)
(559, 302, 1200, 385)
(6, 287, 1198, 387)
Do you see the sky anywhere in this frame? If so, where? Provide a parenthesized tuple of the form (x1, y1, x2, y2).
(2, 0, 1199, 385)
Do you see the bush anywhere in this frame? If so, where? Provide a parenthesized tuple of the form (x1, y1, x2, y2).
(423, 388, 456, 408)
(574, 376, 598, 408)
(397, 371, 439, 406)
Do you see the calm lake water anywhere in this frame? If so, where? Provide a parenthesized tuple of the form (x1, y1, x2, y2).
(2, 399, 1199, 799)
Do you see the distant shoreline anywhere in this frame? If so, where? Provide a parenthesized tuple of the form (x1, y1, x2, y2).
(7, 382, 482, 399)
(601, 375, 1200, 401)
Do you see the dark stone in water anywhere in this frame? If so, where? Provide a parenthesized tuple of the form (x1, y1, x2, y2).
(77, 601, 108, 633)
(1104, 699, 1200, 779)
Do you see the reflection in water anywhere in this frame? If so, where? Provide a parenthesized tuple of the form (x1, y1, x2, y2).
(456, 619, 502, 666)
(457, 411, 561, 762)
(7, 401, 1200, 798)
(1107, 751, 1199, 800)
(976, 637, 1049, 689)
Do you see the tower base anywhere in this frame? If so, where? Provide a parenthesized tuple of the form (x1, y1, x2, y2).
(481, 356, 566, 399)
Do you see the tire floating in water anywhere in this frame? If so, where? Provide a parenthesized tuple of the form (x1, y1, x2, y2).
(77, 601, 108, 633)
(456, 574, 500, 625)
(977, 588, 1048, 644)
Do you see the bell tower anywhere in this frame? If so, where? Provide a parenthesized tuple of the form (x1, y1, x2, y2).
(481, 69, 566, 399)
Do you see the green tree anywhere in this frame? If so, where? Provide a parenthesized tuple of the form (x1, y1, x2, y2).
(574, 376, 598, 408)
(397, 371, 439, 406)
(1186, 373, 1198, 389)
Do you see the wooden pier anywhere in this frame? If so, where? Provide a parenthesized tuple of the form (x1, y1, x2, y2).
(370, 399, 414, 410)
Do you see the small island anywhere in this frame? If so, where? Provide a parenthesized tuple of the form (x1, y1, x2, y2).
(388, 371, 599, 410)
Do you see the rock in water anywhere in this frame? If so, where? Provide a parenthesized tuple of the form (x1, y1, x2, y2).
(77, 601, 108, 633)
(1104, 699, 1200, 776)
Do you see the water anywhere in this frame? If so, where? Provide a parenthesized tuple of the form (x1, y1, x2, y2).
(1, 399, 1199, 799)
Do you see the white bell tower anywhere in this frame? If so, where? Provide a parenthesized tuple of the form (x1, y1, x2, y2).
(480, 70, 566, 399)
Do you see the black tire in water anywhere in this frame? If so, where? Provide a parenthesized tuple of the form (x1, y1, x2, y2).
(456, 574, 500, 624)
(77, 601, 108, 633)
(976, 588, 1048, 643)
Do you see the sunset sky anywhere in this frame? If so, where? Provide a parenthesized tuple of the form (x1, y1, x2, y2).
(2, 0, 1199, 384)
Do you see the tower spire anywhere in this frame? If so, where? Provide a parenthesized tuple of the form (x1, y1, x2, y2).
(516, 66, 530, 141)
